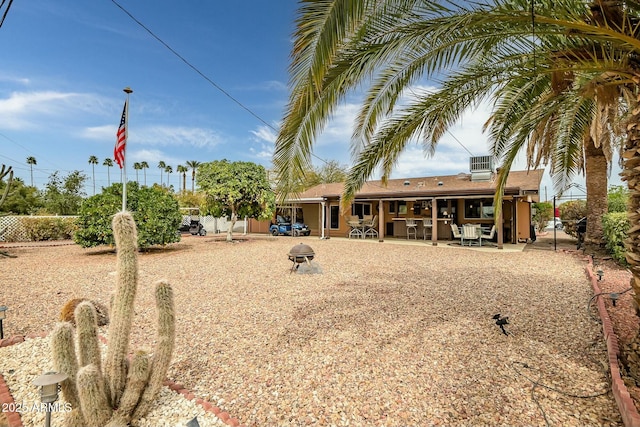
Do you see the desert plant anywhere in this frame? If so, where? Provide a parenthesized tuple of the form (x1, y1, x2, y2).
(532, 202, 553, 232)
(74, 182, 182, 249)
(602, 212, 630, 265)
(51, 211, 175, 426)
(559, 200, 588, 238)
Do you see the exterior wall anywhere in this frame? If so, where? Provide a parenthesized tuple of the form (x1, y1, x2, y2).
(301, 205, 321, 236)
(515, 199, 532, 242)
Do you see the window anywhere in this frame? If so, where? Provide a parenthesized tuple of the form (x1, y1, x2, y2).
(389, 201, 396, 214)
(330, 205, 339, 229)
(351, 202, 372, 218)
(464, 198, 494, 219)
(413, 203, 421, 215)
(398, 201, 407, 215)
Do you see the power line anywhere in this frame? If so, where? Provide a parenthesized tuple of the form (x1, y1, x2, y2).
(110, 0, 330, 166)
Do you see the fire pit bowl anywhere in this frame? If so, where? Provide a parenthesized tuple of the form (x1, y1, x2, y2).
(288, 243, 315, 264)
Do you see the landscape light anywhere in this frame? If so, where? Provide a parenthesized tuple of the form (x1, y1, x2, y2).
(0, 305, 7, 339)
(33, 371, 68, 427)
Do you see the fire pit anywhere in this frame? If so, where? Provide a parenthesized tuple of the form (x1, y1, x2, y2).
(288, 243, 315, 272)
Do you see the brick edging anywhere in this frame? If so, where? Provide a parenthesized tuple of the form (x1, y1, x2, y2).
(0, 332, 247, 427)
(586, 259, 640, 427)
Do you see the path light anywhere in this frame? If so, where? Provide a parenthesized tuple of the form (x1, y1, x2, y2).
(596, 269, 604, 281)
(33, 371, 68, 427)
(0, 305, 6, 339)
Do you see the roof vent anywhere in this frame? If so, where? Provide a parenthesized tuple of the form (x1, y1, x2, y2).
(403, 180, 410, 186)
(470, 155, 494, 182)
(438, 181, 443, 186)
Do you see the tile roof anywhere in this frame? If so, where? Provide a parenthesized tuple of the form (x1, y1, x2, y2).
(292, 169, 544, 200)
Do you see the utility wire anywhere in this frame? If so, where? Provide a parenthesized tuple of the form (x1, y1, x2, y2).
(110, 0, 326, 168)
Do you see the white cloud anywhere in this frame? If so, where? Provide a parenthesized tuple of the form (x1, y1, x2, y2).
(80, 124, 221, 150)
(250, 125, 277, 143)
(0, 91, 104, 130)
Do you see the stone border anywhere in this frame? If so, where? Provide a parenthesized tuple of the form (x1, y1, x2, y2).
(586, 258, 640, 427)
(0, 333, 248, 427)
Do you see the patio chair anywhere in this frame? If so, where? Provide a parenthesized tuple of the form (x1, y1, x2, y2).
(450, 223, 463, 245)
(462, 224, 481, 246)
(347, 216, 363, 239)
(363, 215, 378, 239)
(481, 225, 496, 241)
(422, 218, 432, 240)
(405, 218, 417, 239)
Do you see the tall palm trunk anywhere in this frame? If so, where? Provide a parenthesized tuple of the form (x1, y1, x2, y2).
(622, 91, 640, 314)
(584, 138, 608, 249)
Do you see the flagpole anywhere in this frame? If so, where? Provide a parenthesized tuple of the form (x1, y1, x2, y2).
(122, 87, 133, 212)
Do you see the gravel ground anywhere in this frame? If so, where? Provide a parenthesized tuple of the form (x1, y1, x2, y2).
(0, 235, 623, 426)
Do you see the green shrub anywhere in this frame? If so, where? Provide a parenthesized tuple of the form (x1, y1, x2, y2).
(74, 182, 182, 249)
(559, 200, 587, 237)
(602, 212, 629, 265)
(532, 201, 553, 232)
(18, 216, 78, 241)
(608, 185, 628, 213)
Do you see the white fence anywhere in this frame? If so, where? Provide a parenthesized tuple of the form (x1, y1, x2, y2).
(0, 214, 249, 242)
(181, 215, 248, 234)
(0, 215, 78, 242)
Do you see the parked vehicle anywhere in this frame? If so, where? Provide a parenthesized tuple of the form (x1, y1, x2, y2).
(179, 208, 207, 236)
(270, 215, 310, 236)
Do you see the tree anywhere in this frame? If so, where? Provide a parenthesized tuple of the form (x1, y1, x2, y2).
(42, 170, 87, 215)
(274, 1, 640, 297)
(158, 161, 166, 186)
(186, 160, 201, 192)
(26, 156, 36, 187)
(88, 155, 99, 195)
(103, 158, 114, 186)
(177, 165, 188, 193)
(140, 161, 149, 186)
(164, 165, 173, 189)
(0, 177, 43, 215)
(198, 160, 275, 242)
(133, 162, 142, 184)
(74, 182, 182, 249)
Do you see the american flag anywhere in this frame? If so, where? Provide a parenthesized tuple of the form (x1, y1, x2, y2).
(114, 100, 127, 169)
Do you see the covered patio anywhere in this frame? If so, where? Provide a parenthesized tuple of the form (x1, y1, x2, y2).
(280, 167, 543, 250)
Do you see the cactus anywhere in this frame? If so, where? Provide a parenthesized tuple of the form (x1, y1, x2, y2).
(51, 211, 176, 426)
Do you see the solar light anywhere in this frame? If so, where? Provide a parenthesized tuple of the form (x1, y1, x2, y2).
(610, 293, 620, 307)
(596, 269, 604, 281)
(0, 305, 7, 339)
(33, 371, 68, 427)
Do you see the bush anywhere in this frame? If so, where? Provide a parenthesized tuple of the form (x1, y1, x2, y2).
(559, 200, 587, 237)
(602, 212, 629, 265)
(608, 185, 628, 213)
(20, 216, 78, 241)
(74, 182, 182, 249)
(532, 201, 553, 232)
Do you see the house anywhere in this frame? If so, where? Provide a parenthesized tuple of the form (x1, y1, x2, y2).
(254, 157, 543, 249)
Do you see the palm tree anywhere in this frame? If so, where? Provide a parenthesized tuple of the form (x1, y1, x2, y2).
(103, 158, 114, 186)
(26, 156, 36, 187)
(133, 162, 142, 184)
(186, 160, 201, 192)
(140, 161, 149, 186)
(165, 165, 173, 188)
(177, 164, 188, 193)
(274, 1, 640, 302)
(88, 155, 98, 195)
(158, 161, 166, 186)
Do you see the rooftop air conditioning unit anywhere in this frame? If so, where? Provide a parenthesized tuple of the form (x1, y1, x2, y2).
(469, 155, 494, 182)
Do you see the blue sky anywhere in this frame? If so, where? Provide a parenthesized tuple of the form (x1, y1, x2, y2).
(0, 0, 616, 199)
